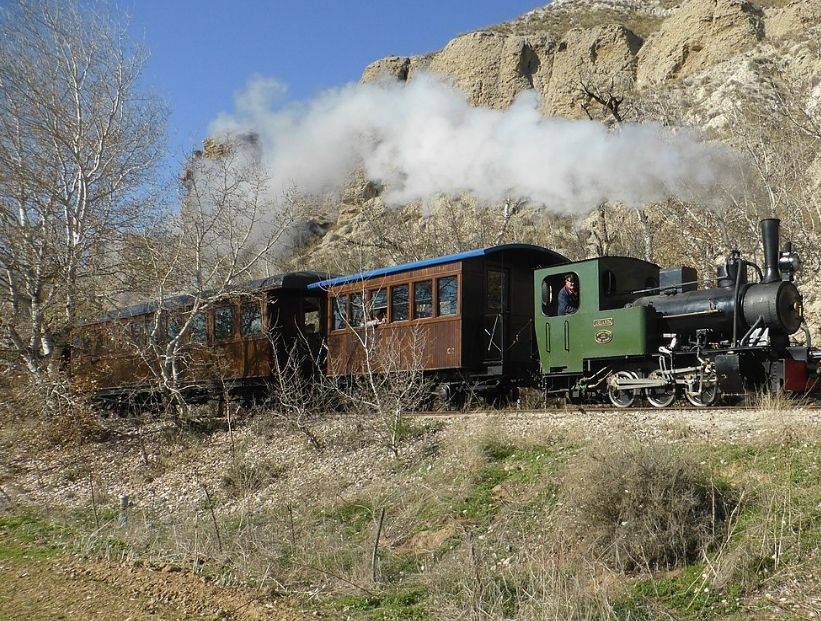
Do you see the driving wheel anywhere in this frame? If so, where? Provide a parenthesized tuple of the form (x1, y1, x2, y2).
(644, 371, 676, 408)
(608, 371, 639, 408)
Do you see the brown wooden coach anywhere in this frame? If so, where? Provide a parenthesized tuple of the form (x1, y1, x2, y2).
(308, 245, 567, 402)
(69, 272, 326, 406)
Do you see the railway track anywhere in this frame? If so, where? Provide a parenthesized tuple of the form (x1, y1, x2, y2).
(405, 403, 821, 417)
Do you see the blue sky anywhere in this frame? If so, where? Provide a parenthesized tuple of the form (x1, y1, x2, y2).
(126, 1, 546, 163)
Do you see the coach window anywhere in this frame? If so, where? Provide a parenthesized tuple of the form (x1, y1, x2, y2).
(487, 269, 508, 313)
(391, 284, 409, 322)
(437, 276, 458, 316)
(414, 281, 433, 319)
(369, 289, 387, 324)
(94, 330, 105, 354)
(332, 294, 348, 330)
(143, 317, 157, 346)
(241, 302, 262, 338)
(167, 314, 183, 342)
(90, 331, 102, 356)
(191, 311, 207, 343)
(303, 297, 321, 334)
(80, 331, 91, 354)
(214, 306, 234, 342)
(129, 320, 146, 347)
(351, 292, 365, 326)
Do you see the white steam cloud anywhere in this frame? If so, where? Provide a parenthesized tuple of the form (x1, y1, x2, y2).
(210, 73, 739, 212)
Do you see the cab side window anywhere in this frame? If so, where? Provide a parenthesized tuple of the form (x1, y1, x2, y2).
(542, 273, 580, 317)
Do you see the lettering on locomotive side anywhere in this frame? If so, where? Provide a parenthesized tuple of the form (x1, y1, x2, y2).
(595, 330, 613, 344)
(593, 317, 614, 328)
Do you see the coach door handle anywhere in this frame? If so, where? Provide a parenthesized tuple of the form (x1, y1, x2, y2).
(545, 323, 550, 352)
(564, 320, 570, 351)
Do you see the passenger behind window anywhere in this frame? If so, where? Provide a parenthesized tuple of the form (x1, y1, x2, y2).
(365, 308, 387, 327)
(558, 274, 579, 315)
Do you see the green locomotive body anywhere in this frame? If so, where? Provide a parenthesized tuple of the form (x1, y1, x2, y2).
(534, 257, 659, 374)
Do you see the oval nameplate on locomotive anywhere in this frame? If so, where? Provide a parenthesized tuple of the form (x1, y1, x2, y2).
(593, 318, 614, 328)
(595, 330, 613, 344)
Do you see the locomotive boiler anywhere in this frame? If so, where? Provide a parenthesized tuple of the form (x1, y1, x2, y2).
(631, 219, 803, 345)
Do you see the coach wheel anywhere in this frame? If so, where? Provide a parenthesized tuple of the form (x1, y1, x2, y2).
(685, 381, 718, 407)
(645, 371, 677, 408)
(436, 383, 464, 411)
(608, 371, 638, 408)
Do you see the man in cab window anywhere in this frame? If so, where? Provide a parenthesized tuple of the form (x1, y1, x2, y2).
(558, 274, 579, 315)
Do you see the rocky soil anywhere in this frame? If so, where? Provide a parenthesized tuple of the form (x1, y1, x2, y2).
(3, 406, 818, 522)
(0, 554, 310, 621)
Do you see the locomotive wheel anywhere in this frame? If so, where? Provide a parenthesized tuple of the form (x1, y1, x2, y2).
(685, 382, 718, 407)
(608, 371, 639, 408)
(644, 371, 676, 408)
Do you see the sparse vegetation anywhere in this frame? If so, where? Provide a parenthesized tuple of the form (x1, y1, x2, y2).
(489, 7, 666, 39)
(1, 0, 821, 618)
(2, 413, 816, 620)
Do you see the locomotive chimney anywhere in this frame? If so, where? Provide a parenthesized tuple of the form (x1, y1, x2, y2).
(761, 218, 781, 283)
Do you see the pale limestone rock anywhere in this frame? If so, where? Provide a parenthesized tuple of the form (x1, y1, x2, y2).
(542, 24, 642, 118)
(764, 0, 821, 40)
(424, 31, 550, 108)
(637, 0, 764, 86)
(361, 56, 411, 83)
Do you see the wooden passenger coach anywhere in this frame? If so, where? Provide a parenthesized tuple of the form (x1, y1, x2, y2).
(309, 245, 567, 401)
(69, 272, 327, 406)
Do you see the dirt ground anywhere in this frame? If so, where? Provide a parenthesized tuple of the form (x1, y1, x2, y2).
(0, 553, 310, 621)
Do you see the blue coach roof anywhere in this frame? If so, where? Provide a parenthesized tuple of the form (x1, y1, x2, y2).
(307, 244, 568, 290)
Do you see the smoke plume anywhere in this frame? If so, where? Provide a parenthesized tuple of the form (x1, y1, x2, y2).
(210, 73, 739, 212)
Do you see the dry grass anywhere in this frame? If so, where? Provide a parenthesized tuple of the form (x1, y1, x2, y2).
(563, 439, 736, 571)
(2, 410, 817, 620)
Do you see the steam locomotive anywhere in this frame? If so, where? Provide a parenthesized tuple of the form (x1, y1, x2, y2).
(69, 218, 819, 409)
(536, 218, 817, 407)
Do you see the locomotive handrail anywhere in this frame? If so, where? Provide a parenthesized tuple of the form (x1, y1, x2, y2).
(661, 309, 723, 320)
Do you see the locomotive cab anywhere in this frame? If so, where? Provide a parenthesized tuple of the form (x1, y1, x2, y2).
(535, 257, 660, 374)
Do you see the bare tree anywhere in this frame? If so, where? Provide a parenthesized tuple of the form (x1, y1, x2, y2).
(110, 137, 300, 419)
(269, 337, 327, 450)
(320, 281, 431, 457)
(0, 0, 165, 382)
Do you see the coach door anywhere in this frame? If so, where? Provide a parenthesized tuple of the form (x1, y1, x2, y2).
(483, 267, 508, 370)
